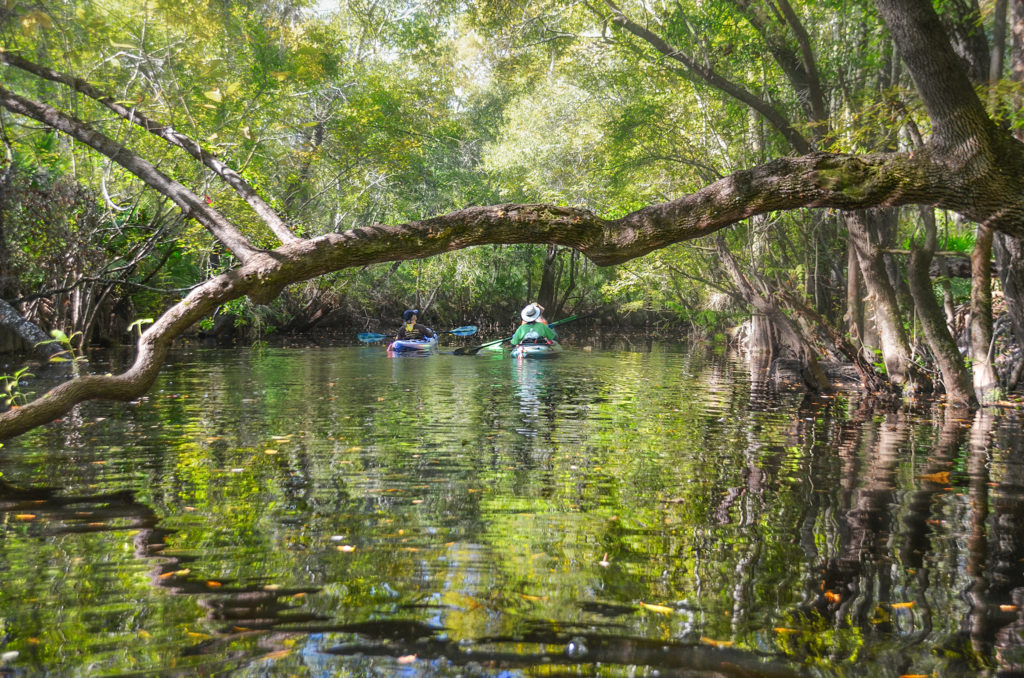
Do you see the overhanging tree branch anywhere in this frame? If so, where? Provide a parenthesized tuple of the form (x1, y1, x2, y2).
(0, 84, 262, 262)
(601, 0, 814, 154)
(0, 52, 298, 246)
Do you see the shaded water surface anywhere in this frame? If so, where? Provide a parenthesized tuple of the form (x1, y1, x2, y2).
(2, 345, 1024, 676)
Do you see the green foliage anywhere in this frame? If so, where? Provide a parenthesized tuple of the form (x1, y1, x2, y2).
(0, 367, 34, 408)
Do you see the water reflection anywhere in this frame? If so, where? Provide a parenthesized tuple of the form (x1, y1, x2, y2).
(1, 346, 1024, 676)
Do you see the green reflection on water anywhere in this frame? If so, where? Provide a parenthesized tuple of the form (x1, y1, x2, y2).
(1, 346, 1024, 676)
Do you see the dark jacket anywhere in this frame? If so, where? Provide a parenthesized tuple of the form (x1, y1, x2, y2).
(397, 322, 434, 340)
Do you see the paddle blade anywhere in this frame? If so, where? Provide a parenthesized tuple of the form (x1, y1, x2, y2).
(449, 325, 478, 336)
(357, 332, 386, 343)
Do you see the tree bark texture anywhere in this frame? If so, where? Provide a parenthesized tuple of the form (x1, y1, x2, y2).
(971, 225, 999, 399)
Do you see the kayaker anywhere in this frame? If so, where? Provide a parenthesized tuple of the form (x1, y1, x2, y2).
(396, 309, 435, 341)
(511, 303, 557, 345)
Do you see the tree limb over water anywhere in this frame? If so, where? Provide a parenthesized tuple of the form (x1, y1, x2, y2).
(4, 0, 1024, 439)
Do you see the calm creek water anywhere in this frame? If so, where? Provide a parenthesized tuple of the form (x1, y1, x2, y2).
(2, 343, 1024, 676)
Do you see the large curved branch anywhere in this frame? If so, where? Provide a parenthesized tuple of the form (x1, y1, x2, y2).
(6, 144, 1024, 439)
(0, 84, 262, 262)
(0, 53, 298, 245)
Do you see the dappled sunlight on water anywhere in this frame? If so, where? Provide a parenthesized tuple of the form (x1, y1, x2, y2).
(2, 345, 1024, 675)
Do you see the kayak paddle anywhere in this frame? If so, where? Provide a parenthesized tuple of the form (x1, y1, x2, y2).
(359, 325, 477, 343)
(453, 313, 583, 356)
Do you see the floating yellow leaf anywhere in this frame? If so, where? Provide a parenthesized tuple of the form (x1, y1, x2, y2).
(1000, 604, 1019, 612)
(639, 602, 674, 615)
(337, 545, 356, 552)
(207, 580, 222, 588)
(397, 654, 417, 664)
(824, 590, 841, 603)
(14, 514, 35, 521)
(774, 627, 799, 634)
(700, 637, 734, 648)
(899, 674, 930, 678)
(892, 601, 916, 609)
(264, 449, 278, 454)
(917, 471, 950, 484)
(138, 630, 151, 638)
(187, 632, 210, 639)
(262, 649, 291, 660)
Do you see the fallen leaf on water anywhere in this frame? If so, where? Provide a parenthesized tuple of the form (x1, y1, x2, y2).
(1000, 604, 1019, 612)
(521, 594, 542, 601)
(700, 637, 733, 648)
(262, 649, 291, 661)
(397, 654, 417, 664)
(263, 584, 280, 591)
(774, 627, 799, 634)
(138, 630, 151, 638)
(264, 449, 278, 455)
(899, 674, 930, 678)
(892, 601, 915, 609)
(824, 590, 841, 603)
(639, 602, 674, 615)
(207, 581, 222, 588)
(187, 632, 210, 639)
(918, 471, 950, 484)
(14, 514, 36, 521)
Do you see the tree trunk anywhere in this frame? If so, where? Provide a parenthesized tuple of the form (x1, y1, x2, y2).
(995, 233, 1024, 390)
(717, 238, 831, 392)
(907, 209, 976, 406)
(845, 210, 928, 392)
(0, 298, 63, 359)
(846, 240, 866, 352)
(970, 224, 999, 400)
(537, 244, 559, 312)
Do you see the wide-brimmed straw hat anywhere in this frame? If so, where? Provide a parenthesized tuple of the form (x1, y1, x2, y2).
(520, 303, 542, 322)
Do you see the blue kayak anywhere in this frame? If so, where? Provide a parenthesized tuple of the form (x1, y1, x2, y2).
(510, 340, 562, 358)
(387, 333, 438, 354)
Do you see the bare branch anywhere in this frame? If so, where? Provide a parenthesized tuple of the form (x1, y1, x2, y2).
(0, 54, 298, 245)
(0, 84, 261, 262)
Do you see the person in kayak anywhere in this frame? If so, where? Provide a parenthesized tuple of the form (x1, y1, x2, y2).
(511, 303, 557, 345)
(396, 309, 435, 341)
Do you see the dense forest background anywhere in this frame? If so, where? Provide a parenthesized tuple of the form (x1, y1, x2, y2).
(3, 0, 1024, 436)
